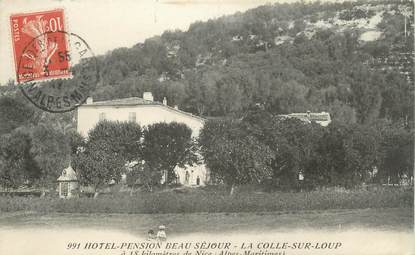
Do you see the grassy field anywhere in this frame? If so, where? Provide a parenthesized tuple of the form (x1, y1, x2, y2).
(0, 186, 412, 214)
(0, 208, 412, 234)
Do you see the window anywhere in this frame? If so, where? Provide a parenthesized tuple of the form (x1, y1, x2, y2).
(99, 112, 106, 121)
(128, 112, 136, 122)
(61, 182, 69, 197)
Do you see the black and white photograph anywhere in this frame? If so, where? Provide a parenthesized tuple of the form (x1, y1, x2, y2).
(0, 0, 413, 255)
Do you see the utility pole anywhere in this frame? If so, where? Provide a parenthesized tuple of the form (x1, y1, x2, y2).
(154, 0, 159, 24)
(399, 6, 411, 37)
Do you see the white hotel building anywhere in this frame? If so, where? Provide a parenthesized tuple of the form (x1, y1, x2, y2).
(76, 92, 208, 186)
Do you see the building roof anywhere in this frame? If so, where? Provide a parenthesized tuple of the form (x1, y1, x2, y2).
(84, 97, 158, 106)
(80, 97, 205, 122)
(278, 112, 331, 126)
(286, 112, 331, 122)
(57, 166, 78, 182)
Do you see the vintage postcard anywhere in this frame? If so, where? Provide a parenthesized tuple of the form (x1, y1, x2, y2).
(0, 0, 413, 255)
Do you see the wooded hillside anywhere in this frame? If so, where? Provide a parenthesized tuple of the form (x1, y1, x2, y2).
(85, 0, 414, 125)
(0, 0, 413, 192)
(1, 0, 413, 125)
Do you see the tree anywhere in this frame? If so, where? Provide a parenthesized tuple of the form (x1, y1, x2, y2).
(377, 123, 414, 184)
(87, 120, 142, 162)
(270, 80, 309, 114)
(241, 110, 325, 190)
(329, 99, 357, 124)
(30, 124, 71, 195)
(200, 119, 274, 194)
(0, 97, 35, 136)
(142, 122, 197, 186)
(0, 129, 39, 190)
(215, 76, 244, 116)
(349, 67, 382, 124)
(379, 71, 414, 123)
(271, 118, 323, 190)
(159, 80, 187, 107)
(126, 161, 162, 192)
(73, 140, 125, 197)
(66, 131, 86, 155)
(311, 122, 379, 188)
(73, 121, 142, 197)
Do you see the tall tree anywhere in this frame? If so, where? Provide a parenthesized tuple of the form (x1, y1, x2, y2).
(311, 122, 378, 188)
(73, 121, 142, 197)
(349, 67, 383, 124)
(242, 112, 324, 190)
(142, 122, 197, 185)
(30, 124, 71, 195)
(0, 97, 35, 136)
(73, 139, 125, 197)
(127, 161, 162, 192)
(377, 123, 414, 184)
(200, 119, 274, 194)
(87, 120, 142, 162)
(66, 131, 86, 155)
(270, 80, 309, 114)
(0, 129, 39, 190)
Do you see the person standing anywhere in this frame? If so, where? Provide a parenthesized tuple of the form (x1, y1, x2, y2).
(147, 229, 156, 241)
(156, 225, 167, 242)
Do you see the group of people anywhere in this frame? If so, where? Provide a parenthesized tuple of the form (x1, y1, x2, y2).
(147, 225, 167, 242)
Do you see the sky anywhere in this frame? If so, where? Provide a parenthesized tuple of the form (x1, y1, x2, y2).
(0, 0, 325, 84)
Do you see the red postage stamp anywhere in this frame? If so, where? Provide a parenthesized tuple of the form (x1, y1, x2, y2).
(10, 9, 71, 83)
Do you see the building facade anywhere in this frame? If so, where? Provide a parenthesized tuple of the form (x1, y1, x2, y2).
(278, 111, 331, 126)
(76, 92, 208, 186)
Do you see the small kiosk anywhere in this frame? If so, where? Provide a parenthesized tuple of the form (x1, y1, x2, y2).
(57, 166, 79, 198)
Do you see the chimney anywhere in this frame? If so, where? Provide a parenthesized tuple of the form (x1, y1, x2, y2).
(86, 97, 93, 104)
(163, 97, 167, 106)
(143, 92, 153, 101)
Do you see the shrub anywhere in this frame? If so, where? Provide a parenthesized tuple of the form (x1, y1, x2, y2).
(0, 185, 412, 214)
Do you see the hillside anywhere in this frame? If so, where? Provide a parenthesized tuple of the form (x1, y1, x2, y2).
(1, 0, 414, 125)
(0, 1, 413, 205)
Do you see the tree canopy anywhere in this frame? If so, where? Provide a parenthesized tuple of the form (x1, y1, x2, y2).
(72, 121, 142, 196)
(142, 122, 197, 185)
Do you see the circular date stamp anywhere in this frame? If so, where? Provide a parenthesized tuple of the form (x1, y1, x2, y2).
(10, 9, 98, 113)
(17, 31, 99, 112)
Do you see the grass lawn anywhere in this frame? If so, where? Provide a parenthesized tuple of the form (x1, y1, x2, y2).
(0, 207, 412, 235)
(0, 186, 412, 214)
